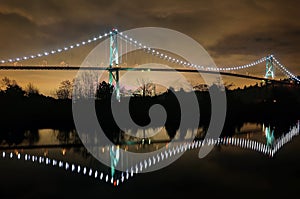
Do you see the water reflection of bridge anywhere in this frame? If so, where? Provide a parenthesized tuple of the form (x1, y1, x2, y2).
(1, 121, 299, 187)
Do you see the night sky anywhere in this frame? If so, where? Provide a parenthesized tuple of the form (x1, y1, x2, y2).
(0, 0, 299, 95)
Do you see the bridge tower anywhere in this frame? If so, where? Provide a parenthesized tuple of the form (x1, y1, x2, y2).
(109, 29, 120, 101)
(265, 55, 275, 79)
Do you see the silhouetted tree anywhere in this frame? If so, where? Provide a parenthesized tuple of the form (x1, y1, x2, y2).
(4, 81, 25, 99)
(56, 80, 72, 99)
(95, 81, 114, 100)
(193, 84, 208, 91)
(135, 78, 155, 97)
(25, 83, 39, 97)
(1, 77, 17, 91)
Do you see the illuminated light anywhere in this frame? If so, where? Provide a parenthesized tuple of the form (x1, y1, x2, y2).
(44, 52, 49, 56)
(65, 162, 69, 170)
(173, 148, 176, 155)
(71, 164, 75, 171)
(126, 172, 129, 179)
(104, 33, 108, 37)
(131, 168, 134, 176)
(129, 38, 133, 41)
(25, 154, 28, 160)
(17, 154, 21, 159)
(76, 43, 80, 47)
(16, 58, 20, 61)
(143, 45, 147, 48)
(83, 167, 87, 175)
(164, 151, 168, 158)
(111, 177, 114, 184)
(140, 162, 143, 171)
(2, 152, 5, 158)
(51, 50, 56, 54)
(82, 41, 86, 45)
(64, 47, 68, 51)
(114, 180, 117, 187)
(23, 56, 28, 60)
(88, 39, 92, 43)
(144, 160, 147, 169)
(52, 159, 57, 165)
(94, 170, 98, 178)
(1, 60, 5, 63)
(100, 172, 103, 180)
(59, 161, 63, 168)
(105, 174, 109, 182)
(89, 169, 93, 176)
(8, 59, 13, 62)
(93, 37, 97, 41)
(70, 45, 74, 49)
(139, 43, 142, 46)
(46, 158, 49, 164)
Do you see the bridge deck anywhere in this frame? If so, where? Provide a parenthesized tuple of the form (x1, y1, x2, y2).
(0, 65, 290, 84)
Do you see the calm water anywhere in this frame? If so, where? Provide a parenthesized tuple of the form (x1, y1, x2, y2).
(0, 120, 299, 198)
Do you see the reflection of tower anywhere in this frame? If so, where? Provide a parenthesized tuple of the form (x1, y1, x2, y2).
(265, 55, 275, 79)
(110, 145, 120, 177)
(265, 126, 275, 147)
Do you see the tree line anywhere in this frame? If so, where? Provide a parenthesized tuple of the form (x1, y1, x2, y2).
(0, 76, 300, 140)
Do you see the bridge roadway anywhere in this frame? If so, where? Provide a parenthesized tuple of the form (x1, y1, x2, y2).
(0, 65, 290, 84)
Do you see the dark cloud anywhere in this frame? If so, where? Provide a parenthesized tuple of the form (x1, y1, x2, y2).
(0, 0, 299, 58)
(208, 24, 300, 80)
(208, 24, 300, 57)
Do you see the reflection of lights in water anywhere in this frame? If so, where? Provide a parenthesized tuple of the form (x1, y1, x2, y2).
(0, 122, 299, 187)
(62, 149, 66, 156)
(110, 145, 120, 178)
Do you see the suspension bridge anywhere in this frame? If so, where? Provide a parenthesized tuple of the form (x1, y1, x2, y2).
(0, 28, 299, 101)
(1, 28, 300, 188)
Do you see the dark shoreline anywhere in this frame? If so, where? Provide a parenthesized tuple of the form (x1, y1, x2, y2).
(1, 83, 299, 136)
